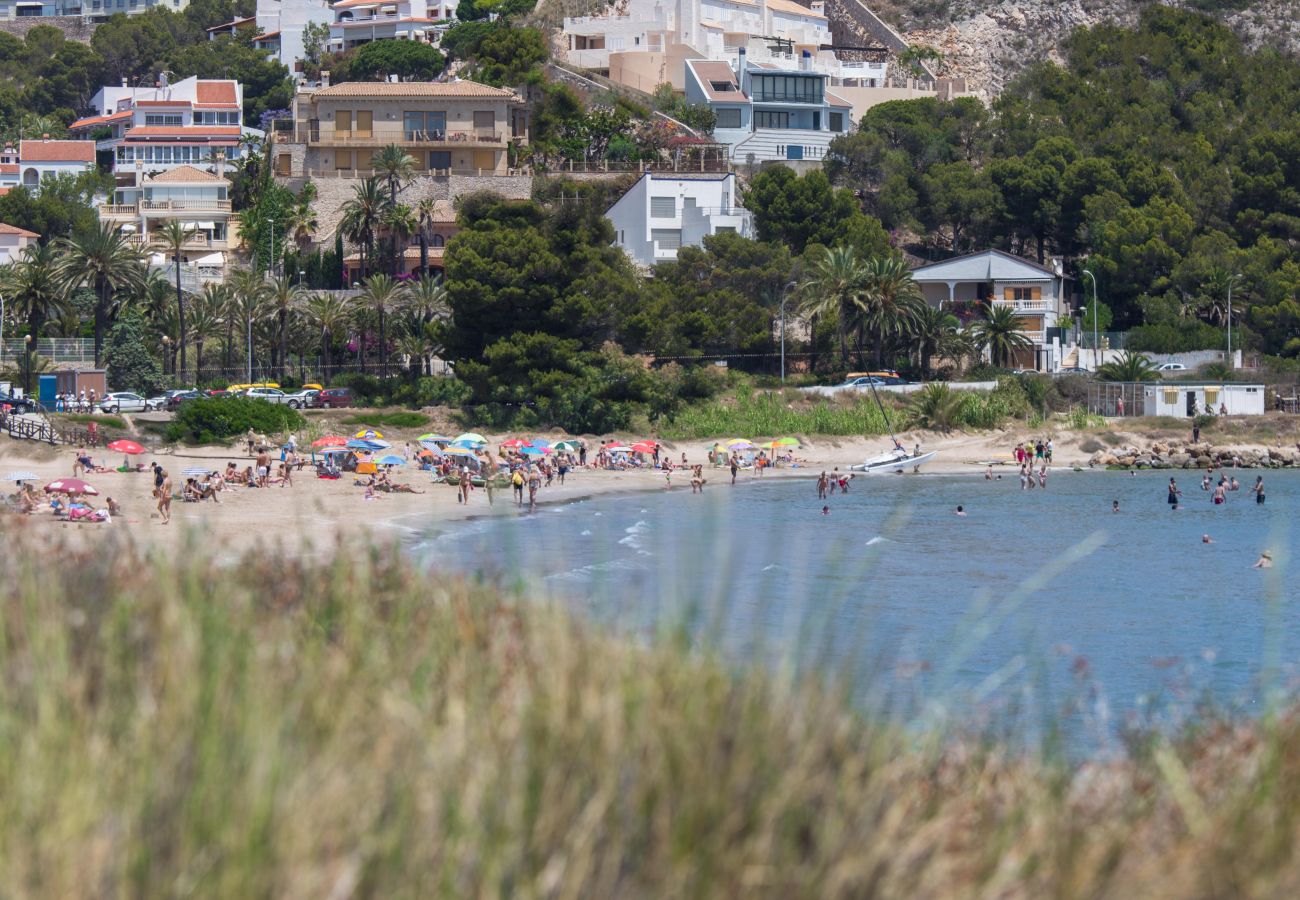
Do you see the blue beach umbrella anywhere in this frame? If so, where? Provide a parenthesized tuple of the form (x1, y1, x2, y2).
(375, 454, 406, 466)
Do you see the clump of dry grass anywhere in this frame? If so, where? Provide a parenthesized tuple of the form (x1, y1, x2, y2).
(1, 536, 1299, 898)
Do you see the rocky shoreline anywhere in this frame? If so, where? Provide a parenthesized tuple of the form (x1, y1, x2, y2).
(1089, 440, 1300, 470)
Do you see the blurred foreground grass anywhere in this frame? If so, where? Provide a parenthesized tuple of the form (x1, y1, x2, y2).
(2, 538, 1299, 898)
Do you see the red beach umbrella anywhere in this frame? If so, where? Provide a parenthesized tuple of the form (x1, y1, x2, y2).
(631, 441, 658, 453)
(106, 439, 146, 455)
(44, 478, 99, 496)
(501, 438, 531, 449)
(312, 435, 348, 448)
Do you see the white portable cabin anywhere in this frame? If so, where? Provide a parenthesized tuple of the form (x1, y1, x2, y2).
(1146, 383, 1266, 417)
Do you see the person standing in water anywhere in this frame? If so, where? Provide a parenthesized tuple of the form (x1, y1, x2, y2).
(1168, 477, 1182, 509)
(1252, 475, 1265, 505)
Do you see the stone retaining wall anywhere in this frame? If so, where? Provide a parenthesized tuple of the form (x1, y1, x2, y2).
(0, 15, 95, 43)
(1090, 440, 1300, 470)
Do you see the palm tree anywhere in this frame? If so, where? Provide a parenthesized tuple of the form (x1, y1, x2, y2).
(360, 273, 404, 378)
(266, 276, 306, 380)
(304, 291, 352, 381)
(405, 272, 448, 326)
(858, 256, 925, 367)
(381, 203, 416, 277)
(339, 176, 387, 284)
(414, 197, 439, 274)
(797, 246, 866, 367)
(912, 305, 961, 377)
(1097, 351, 1160, 382)
(153, 220, 200, 380)
(373, 144, 417, 207)
(227, 268, 272, 381)
(970, 303, 1033, 368)
(287, 182, 319, 255)
(189, 284, 227, 383)
(55, 223, 148, 366)
(0, 243, 71, 343)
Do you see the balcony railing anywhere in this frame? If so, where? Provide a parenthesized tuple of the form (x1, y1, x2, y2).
(140, 199, 232, 212)
(98, 204, 137, 216)
(303, 166, 521, 179)
(127, 235, 229, 251)
(291, 126, 506, 146)
(996, 299, 1054, 312)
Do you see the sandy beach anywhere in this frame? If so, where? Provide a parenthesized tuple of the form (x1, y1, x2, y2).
(0, 427, 1108, 554)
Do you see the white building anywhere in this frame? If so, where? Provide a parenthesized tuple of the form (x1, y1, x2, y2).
(1094, 382, 1267, 418)
(563, 0, 887, 92)
(605, 172, 752, 267)
(68, 76, 262, 190)
(0, 222, 38, 266)
(251, 0, 330, 69)
(684, 57, 853, 163)
(329, 0, 455, 54)
(0, 139, 97, 193)
(910, 249, 1068, 372)
(0, 0, 190, 19)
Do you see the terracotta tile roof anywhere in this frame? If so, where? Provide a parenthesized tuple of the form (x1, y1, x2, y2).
(124, 126, 243, 140)
(314, 81, 519, 99)
(206, 16, 255, 31)
(20, 140, 96, 163)
(688, 61, 741, 101)
(0, 188, 11, 197)
(0, 164, 18, 174)
(336, 16, 437, 26)
(142, 164, 228, 184)
(825, 89, 852, 107)
(333, 0, 382, 8)
(254, 30, 281, 41)
(768, 0, 825, 18)
(70, 109, 133, 130)
(0, 222, 39, 238)
(196, 82, 239, 105)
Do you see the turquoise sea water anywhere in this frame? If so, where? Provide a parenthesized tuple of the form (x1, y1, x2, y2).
(414, 469, 1298, 748)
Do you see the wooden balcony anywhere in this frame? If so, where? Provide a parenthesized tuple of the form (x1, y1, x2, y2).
(291, 126, 510, 148)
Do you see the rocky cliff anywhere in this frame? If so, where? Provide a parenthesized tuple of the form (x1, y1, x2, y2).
(886, 0, 1300, 98)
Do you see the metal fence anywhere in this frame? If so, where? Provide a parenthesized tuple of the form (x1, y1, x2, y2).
(1, 339, 96, 366)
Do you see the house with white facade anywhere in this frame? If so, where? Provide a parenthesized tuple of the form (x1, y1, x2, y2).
(0, 0, 189, 19)
(0, 222, 38, 266)
(563, 0, 888, 93)
(98, 165, 236, 288)
(0, 139, 97, 193)
(684, 57, 853, 163)
(910, 249, 1068, 372)
(329, 0, 455, 53)
(68, 76, 261, 190)
(606, 172, 752, 267)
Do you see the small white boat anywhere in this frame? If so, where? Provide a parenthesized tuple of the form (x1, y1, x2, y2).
(850, 449, 937, 474)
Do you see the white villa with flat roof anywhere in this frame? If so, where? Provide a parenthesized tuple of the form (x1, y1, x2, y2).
(606, 172, 752, 267)
(911, 249, 1068, 372)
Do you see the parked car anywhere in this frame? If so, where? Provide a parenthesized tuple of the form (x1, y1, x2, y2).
(0, 391, 38, 412)
(98, 392, 150, 413)
(146, 389, 193, 411)
(834, 375, 887, 388)
(244, 387, 291, 405)
(1156, 362, 1187, 373)
(282, 388, 319, 409)
(1056, 366, 1091, 375)
(315, 387, 353, 409)
(166, 390, 204, 411)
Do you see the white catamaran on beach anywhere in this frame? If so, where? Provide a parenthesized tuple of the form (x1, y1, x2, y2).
(848, 379, 937, 474)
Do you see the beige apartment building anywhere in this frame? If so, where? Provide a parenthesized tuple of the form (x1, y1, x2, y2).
(274, 79, 529, 178)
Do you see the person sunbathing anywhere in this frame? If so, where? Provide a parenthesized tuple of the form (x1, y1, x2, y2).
(387, 481, 424, 494)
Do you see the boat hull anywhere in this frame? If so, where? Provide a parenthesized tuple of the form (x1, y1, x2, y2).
(849, 450, 937, 474)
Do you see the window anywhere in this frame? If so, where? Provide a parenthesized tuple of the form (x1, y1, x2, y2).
(336, 110, 352, 136)
(715, 108, 741, 129)
(405, 111, 446, 139)
(472, 149, 495, 171)
(650, 196, 676, 218)
(335, 151, 352, 170)
(472, 111, 496, 138)
(428, 150, 451, 170)
(431, 234, 445, 247)
(715, 226, 736, 234)
(355, 110, 372, 138)
(275, 153, 291, 175)
(754, 110, 790, 129)
(750, 74, 822, 103)
(651, 229, 682, 251)
(1007, 286, 1042, 302)
(709, 81, 736, 93)
(829, 112, 843, 132)
(145, 114, 183, 126)
(194, 111, 240, 125)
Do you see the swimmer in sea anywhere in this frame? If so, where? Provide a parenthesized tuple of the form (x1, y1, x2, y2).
(1253, 550, 1273, 569)
(1202, 534, 1214, 544)
(1112, 500, 1120, 513)
(955, 505, 966, 516)
(821, 505, 830, 516)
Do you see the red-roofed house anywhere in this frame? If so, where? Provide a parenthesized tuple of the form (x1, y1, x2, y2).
(0, 139, 96, 193)
(69, 75, 261, 190)
(0, 221, 38, 265)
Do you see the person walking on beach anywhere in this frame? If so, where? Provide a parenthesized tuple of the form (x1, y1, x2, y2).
(527, 468, 541, 511)
(1168, 477, 1182, 509)
(1192, 422, 1201, 443)
(730, 457, 739, 485)
(511, 468, 524, 504)
(1252, 475, 1265, 505)
(1045, 438, 1053, 463)
(156, 468, 172, 524)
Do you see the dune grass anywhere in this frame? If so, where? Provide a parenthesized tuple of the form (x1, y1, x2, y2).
(3, 538, 1300, 897)
(660, 391, 896, 439)
(339, 411, 430, 429)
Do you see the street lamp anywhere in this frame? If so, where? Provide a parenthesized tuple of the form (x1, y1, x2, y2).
(162, 335, 171, 377)
(779, 280, 797, 383)
(23, 334, 31, 397)
(1081, 269, 1098, 372)
(1226, 273, 1242, 370)
(0, 291, 6, 372)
